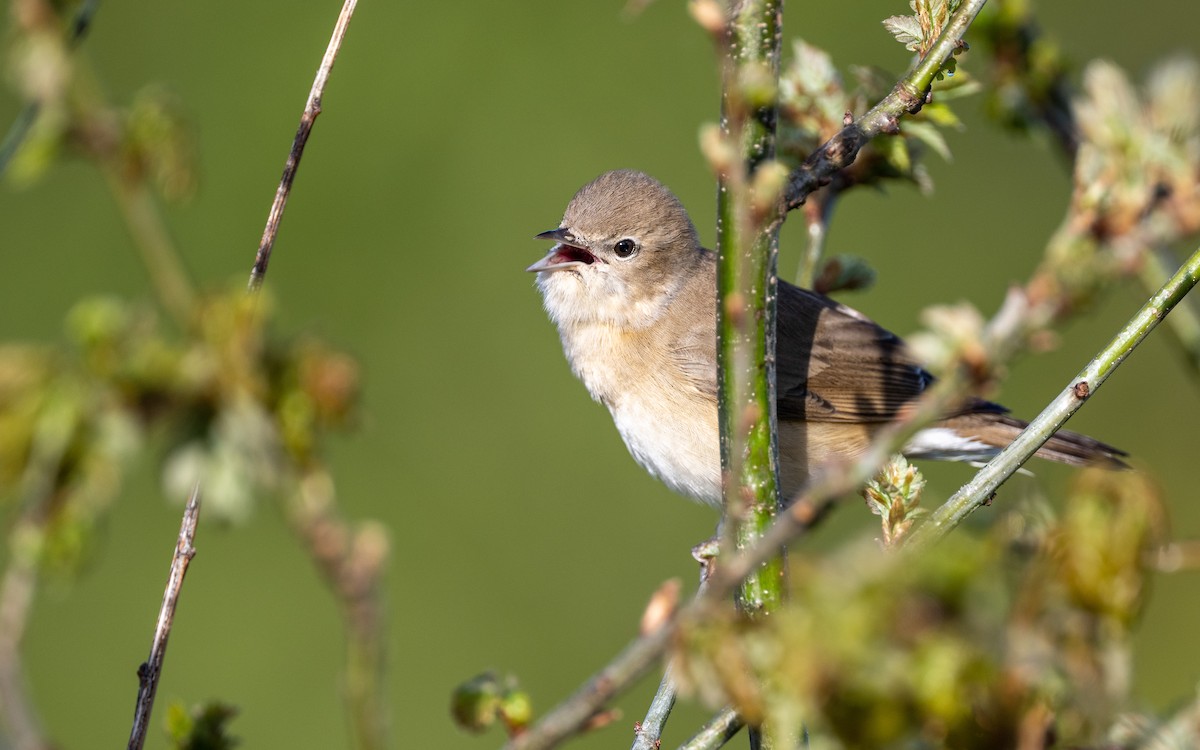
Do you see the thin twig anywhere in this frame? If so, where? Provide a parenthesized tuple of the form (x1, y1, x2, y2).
(502, 623, 674, 750)
(127, 484, 201, 750)
(632, 668, 678, 750)
(102, 170, 196, 327)
(632, 569, 712, 747)
(909, 243, 1200, 546)
(796, 191, 836, 289)
(247, 0, 359, 292)
(677, 707, 745, 750)
(0, 0, 102, 177)
(1138, 246, 1200, 380)
(285, 472, 389, 750)
(779, 0, 987, 215)
(0, 395, 82, 750)
(0, 542, 43, 750)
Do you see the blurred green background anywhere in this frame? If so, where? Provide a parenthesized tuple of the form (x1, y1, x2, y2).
(2, 1, 1199, 748)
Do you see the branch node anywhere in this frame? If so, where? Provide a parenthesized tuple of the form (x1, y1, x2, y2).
(1073, 380, 1091, 400)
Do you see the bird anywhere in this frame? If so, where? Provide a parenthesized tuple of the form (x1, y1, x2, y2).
(528, 169, 1126, 507)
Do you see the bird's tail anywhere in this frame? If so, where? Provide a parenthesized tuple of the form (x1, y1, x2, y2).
(935, 412, 1129, 469)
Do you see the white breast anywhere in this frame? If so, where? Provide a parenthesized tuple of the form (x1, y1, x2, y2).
(542, 272, 722, 505)
(609, 391, 722, 506)
(561, 325, 721, 506)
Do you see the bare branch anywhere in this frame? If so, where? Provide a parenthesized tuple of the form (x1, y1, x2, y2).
(631, 667, 678, 750)
(127, 485, 202, 750)
(677, 707, 744, 750)
(247, 0, 360, 292)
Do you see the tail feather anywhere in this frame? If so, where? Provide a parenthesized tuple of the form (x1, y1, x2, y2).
(938, 413, 1129, 469)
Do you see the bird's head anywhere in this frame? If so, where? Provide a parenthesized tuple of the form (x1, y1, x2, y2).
(529, 170, 702, 330)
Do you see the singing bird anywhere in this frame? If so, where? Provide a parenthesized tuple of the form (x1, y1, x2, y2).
(528, 169, 1126, 507)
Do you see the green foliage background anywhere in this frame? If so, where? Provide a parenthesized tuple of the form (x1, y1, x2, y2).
(1, 1, 1198, 748)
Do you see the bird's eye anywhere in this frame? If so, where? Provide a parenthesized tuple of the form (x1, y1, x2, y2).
(614, 238, 638, 258)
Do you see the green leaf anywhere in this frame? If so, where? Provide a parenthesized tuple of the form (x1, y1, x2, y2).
(882, 15, 923, 52)
(919, 101, 964, 129)
(165, 701, 239, 750)
(904, 120, 953, 161)
(876, 133, 913, 174)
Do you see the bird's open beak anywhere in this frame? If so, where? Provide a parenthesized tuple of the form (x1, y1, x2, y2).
(527, 228, 598, 273)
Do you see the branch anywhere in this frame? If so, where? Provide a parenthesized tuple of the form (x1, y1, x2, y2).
(796, 191, 837, 289)
(285, 471, 389, 750)
(247, 0, 359, 292)
(102, 170, 197, 327)
(712, 0, 785, 618)
(909, 243, 1200, 546)
(501, 625, 673, 750)
(0, 541, 44, 750)
(710, 4, 785, 746)
(780, 0, 987, 213)
(127, 484, 202, 750)
(1139, 247, 1200, 378)
(0, 392, 85, 750)
(631, 668, 677, 750)
(677, 707, 744, 750)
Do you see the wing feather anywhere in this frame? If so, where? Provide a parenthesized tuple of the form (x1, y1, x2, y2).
(777, 282, 934, 423)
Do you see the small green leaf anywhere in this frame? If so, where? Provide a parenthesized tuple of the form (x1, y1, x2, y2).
(919, 101, 963, 129)
(931, 72, 983, 100)
(876, 134, 913, 174)
(164, 701, 239, 750)
(882, 15, 924, 52)
(904, 120, 953, 161)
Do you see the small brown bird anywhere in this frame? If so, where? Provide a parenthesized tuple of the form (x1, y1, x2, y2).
(528, 170, 1126, 507)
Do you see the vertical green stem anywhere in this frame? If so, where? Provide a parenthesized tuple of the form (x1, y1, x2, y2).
(714, 0, 785, 626)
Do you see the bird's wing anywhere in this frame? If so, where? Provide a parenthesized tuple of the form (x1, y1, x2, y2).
(671, 325, 719, 399)
(776, 282, 935, 423)
(666, 258, 720, 399)
(664, 274, 940, 423)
